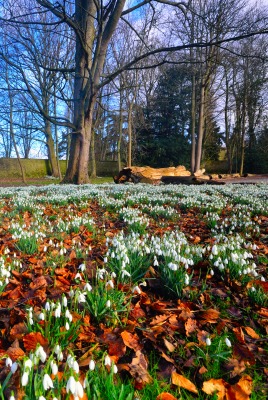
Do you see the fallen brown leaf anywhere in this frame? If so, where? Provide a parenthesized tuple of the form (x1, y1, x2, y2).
(171, 371, 198, 394)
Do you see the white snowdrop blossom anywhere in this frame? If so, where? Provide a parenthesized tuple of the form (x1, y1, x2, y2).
(104, 355, 111, 366)
(50, 360, 58, 375)
(132, 285, 141, 294)
(38, 312, 45, 321)
(79, 263, 86, 272)
(206, 337, 212, 346)
(54, 303, 61, 318)
(75, 272, 82, 280)
(11, 362, 18, 374)
(39, 397, 46, 400)
(5, 357, 12, 367)
(89, 359, 96, 371)
(24, 359, 33, 370)
(35, 345, 47, 363)
(113, 364, 118, 374)
(21, 371, 29, 386)
(66, 376, 84, 398)
(77, 292, 86, 303)
(225, 337, 232, 348)
(106, 279, 114, 289)
(106, 300, 111, 308)
(43, 373, 54, 390)
(84, 282, 92, 292)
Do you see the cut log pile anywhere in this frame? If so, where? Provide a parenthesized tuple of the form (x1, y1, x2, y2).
(113, 166, 253, 185)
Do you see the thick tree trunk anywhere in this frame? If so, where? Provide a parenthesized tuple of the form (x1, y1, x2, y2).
(127, 101, 133, 167)
(195, 79, 205, 173)
(190, 74, 196, 174)
(45, 119, 60, 178)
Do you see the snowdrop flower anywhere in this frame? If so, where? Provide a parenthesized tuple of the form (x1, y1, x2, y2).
(132, 286, 141, 294)
(103, 256, 108, 263)
(211, 245, 218, 255)
(225, 337, 232, 347)
(39, 397, 46, 400)
(77, 292, 86, 303)
(66, 376, 84, 398)
(5, 357, 12, 367)
(112, 364, 118, 374)
(45, 301, 51, 311)
(65, 321, 70, 331)
(65, 309, 73, 321)
(50, 360, 58, 375)
(84, 282, 92, 292)
(75, 272, 82, 280)
(24, 359, 33, 370)
(250, 287, 256, 292)
(9, 395, 15, 400)
(185, 275, 190, 285)
(21, 371, 29, 386)
(206, 337, 212, 346)
(111, 272, 116, 278)
(89, 359, 95, 371)
(104, 355, 111, 366)
(38, 312, 45, 321)
(79, 263, 86, 272)
(106, 279, 114, 289)
(35, 345, 47, 363)
(11, 362, 18, 374)
(62, 295, 68, 307)
(210, 269, 214, 276)
(106, 300, 111, 308)
(121, 269, 131, 278)
(43, 373, 54, 390)
(54, 303, 61, 318)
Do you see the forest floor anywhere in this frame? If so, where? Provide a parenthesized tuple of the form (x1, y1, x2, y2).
(0, 182, 267, 399)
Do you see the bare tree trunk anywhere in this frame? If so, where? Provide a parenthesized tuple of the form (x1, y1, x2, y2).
(90, 129, 97, 179)
(190, 74, 196, 173)
(195, 78, 205, 172)
(117, 91, 123, 171)
(127, 101, 133, 167)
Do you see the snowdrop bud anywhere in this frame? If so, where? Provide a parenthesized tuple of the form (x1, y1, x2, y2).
(45, 302, 50, 311)
(39, 397, 46, 400)
(43, 373, 54, 390)
(50, 360, 58, 375)
(103, 257, 108, 263)
(106, 300, 111, 308)
(9, 396, 15, 400)
(89, 359, 95, 371)
(206, 337, 211, 346)
(104, 355, 111, 366)
(111, 272, 116, 278)
(38, 312, 45, 321)
(225, 337, 232, 347)
(185, 275, 190, 285)
(21, 371, 29, 386)
(72, 361, 79, 374)
(261, 276, 265, 282)
(54, 304, 61, 318)
(62, 295, 68, 307)
(65, 322, 70, 331)
(11, 362, 18, 374)
(113, 364, 118, 374)
(24, 359, 33, 370)
(5, 357, 12, 367)
(212, 245, 218, 255)
(210, 269, 214, 276)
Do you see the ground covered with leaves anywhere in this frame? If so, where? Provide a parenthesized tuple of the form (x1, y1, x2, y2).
(0, 183, 267, 400)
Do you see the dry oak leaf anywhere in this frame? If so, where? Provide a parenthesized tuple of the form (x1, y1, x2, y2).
(163, 338, 176, 353)
(226, 375, 253, 400)
(233, 327, 245, 344)
(243, 326, 260, 339)
(23, 332, 48, 351)
(9, 322, 28, 341)
(199, 308, 220, 323)
(171, 371, 198, 394)
(128, 350, 153, 389)
(224, 358, 247, 378)
(202, 378, 226, 399)
(150, 314, 170, 326)
(185, 318, 197, 337)
(156, 393, 177, 400)
(6, 346, 25, 360)
(121, 331, 142, 352)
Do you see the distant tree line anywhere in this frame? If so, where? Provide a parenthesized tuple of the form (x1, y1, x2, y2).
(0, 0, 268, 183)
